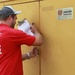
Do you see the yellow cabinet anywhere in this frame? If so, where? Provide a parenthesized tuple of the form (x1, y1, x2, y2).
(40, 0, 75, 75)
(1, 0, 75, 75)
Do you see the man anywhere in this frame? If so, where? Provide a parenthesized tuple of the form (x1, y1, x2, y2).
(0, 6, 43, 75)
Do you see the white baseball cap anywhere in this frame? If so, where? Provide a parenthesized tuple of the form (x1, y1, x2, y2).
(4, 6, 21, 14)
(0, 6, 21, 18)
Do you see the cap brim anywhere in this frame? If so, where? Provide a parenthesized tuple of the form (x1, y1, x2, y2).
(14, 11, 21, 14)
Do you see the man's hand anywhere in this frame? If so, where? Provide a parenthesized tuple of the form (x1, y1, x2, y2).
(30, 24, 39, 34)
(22, 47, 39, 61)
(29, 47, 39, 58)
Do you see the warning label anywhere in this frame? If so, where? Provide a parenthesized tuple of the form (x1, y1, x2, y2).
(57, 7, 73, 20)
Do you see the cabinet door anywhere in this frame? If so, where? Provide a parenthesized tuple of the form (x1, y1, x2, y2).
(4, 1, 40, 75)
(40, 0, 75, 75)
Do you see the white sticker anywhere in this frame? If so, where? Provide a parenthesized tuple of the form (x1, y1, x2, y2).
(57, 7, 73, 20)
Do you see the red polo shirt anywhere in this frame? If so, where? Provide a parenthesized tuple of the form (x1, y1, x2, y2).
(0, 24, 35, 75)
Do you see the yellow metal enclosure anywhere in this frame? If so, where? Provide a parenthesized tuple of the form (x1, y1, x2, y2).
(0, 0, 75, 75)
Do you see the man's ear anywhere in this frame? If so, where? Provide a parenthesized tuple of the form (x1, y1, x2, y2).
(8, 15, 12, 20)
(7, 15, 12, 23)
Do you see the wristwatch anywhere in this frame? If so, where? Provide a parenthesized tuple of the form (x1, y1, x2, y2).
(27, 53, 30, 59)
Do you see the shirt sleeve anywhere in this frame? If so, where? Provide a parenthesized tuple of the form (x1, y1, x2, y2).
(10, 30, 36, 46)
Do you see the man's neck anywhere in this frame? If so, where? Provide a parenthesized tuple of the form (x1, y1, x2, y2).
(0, 20, 9, 25)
